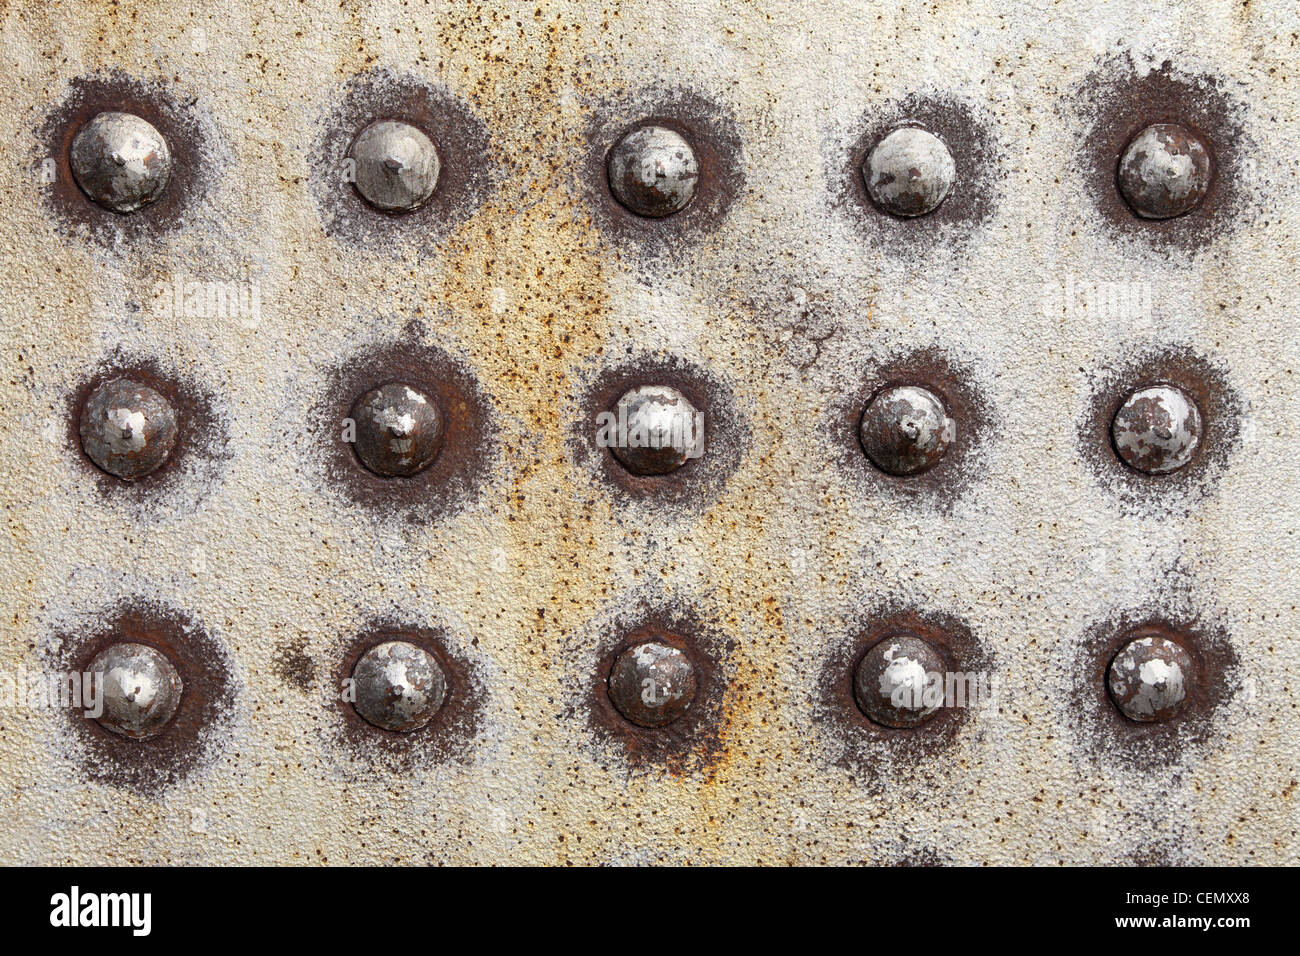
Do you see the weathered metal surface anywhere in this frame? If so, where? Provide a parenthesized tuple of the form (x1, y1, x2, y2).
(348, 382, 446, 478)
(862, 127, 956, 218)
(350, 639, 448, 733)
(606, 384, 703, 476)
(607, 639, 699, 728)
(87, 642, 184, 739)
(79, 377, 179, 480)
(607, 125, 700, 218)
(0, 0, 1297, 866)
(347, 119, 442, 213)
(852, 633, 948, 729)
(858, 384, 954, 476)
(1107, 633, 1194, 723)
(1110, 384, 1203, 475)
(1117, 123, 1213, 220)
(68, 111, 172, 214)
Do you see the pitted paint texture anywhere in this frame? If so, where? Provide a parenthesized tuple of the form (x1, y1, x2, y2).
(0, 0, 1296, 866)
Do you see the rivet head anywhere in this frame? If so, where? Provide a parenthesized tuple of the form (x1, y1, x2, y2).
(69, 111, 172, 213)
(80, 378, 179, 480)
(1117, 123, 1212, 220)
(348, 119, 440, 212)
(853, 634, 945, 729)
(1111, 384, 1202, 475)
(350, 383, 445, 478)
(859, 385, 954, 476)
(88, 642, 183, 739)
(1107, 635, 1193, 722)
(607, 384, 704, 476)
(352, 640, 447, 733)
(607, 640, 698, 728)
(607, 125, 699, 218)
(863, 127, 956, 217)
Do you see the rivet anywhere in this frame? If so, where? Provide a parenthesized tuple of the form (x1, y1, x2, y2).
(859, 385, 954, 476)
(1111, 384, 1202, 474)
(607, 384, 703, 476)
(1107, 634, 1192, 722)
(69, 111, 172, 213)
(862, 127, 955, 217)
(607, 640, 698, 728)
(350, 383, 445, 478)
(348, 119, 440, 212)
(88, 642, 183, 739)
(1117, 123, 1212, 220)
(352, 640, 447, 733)
(853, 633, 945, 728)
(607, 125, 699, 218)
(79, 378, 179, 480)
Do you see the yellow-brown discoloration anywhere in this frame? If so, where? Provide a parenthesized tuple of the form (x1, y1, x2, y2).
(0, 0, 1297, 865)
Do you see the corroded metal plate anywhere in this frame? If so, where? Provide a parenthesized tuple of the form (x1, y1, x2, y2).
(1, 0, 1297, 865)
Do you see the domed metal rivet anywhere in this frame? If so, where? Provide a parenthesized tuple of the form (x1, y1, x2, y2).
(862, 127, 956, 217)
(88, 642, 183, 739)
(350, 383, 445, 478)
(69, 111, 171, 213)
(79, 378, 179, 480)
(853, 634, 945, 729)
(1117, 123, 1212, 220)
(1110, 384, 1202, 475)
(859, 385, 955, 476)
(351, 640, 447, 733)
(1107, 634, 1193, 722)
(607, 125, 699, 218)
(606, 384, 704, 476)
(607, 640, 698, 728)
(348, 119, 440, 212)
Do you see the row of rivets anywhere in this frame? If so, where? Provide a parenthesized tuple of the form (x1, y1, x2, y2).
(77, 375, 1206, 482)
(65, 109, 1213, 221)
(83, 627, 1192, 739)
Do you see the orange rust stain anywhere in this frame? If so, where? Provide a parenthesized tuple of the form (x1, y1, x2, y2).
(434, 6, 613, 633)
